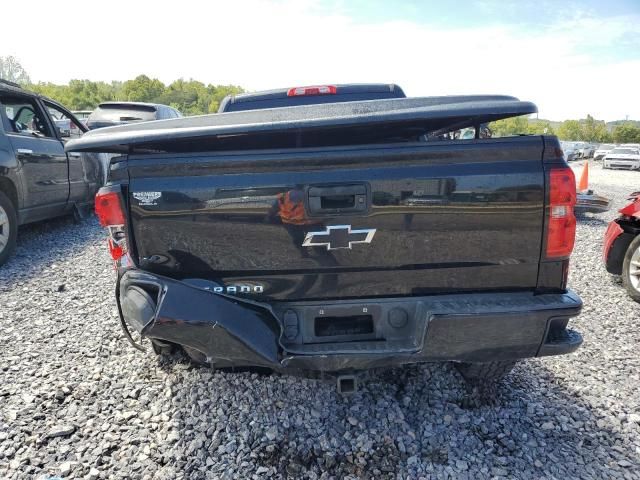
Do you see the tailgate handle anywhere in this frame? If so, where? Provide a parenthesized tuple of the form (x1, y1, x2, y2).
(308, 184, 368, 215)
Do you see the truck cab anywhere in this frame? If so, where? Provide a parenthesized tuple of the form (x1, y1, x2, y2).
(218, 83, 406, 112)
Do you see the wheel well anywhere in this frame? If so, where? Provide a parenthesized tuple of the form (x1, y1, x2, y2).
(0, 176, 18, 209)
(606, 232, 636, 275)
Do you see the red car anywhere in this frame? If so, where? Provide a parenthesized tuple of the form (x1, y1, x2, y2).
(604, 192, 640, 302)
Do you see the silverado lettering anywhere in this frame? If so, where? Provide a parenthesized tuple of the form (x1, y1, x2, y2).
(213, 285, 264, 294)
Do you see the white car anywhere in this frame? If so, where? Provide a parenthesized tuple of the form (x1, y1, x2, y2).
(603, 147, 640, 170)
(594, 144, 615, 161)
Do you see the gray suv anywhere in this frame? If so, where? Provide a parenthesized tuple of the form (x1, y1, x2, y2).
(86, 102, 182, 130)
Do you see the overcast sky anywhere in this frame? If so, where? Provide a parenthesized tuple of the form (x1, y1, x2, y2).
(3, 0, 639, 121)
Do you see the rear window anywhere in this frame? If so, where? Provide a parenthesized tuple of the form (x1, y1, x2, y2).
(88, 104, 157, 124)
(218, 83, 406, 113)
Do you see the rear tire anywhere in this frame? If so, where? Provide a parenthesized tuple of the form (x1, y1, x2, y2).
(455, 360, 517, 386)
(0, 191, 18, 267)
(622, 235, 640, 303)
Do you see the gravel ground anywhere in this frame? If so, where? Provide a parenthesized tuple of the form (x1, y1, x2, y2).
(1, 163, 639, 479)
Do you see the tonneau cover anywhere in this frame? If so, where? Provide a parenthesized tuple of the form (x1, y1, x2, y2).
(66, 95, 537, 153)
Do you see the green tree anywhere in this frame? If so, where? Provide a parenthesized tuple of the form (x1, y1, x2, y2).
(0, 56, 31, 85)
(490, 116, 530, 136)
(599, 130, 613, 143)
(29, 80, 122, 110)
(612, 123, 640, 143)
(556, 120, 583, 141)
(527, 120, 554, 135)
(582, 114, 609, 142)
(489, 116, 554, 137)
(121, 75, 165, 103)
(159, 79, 209, 115)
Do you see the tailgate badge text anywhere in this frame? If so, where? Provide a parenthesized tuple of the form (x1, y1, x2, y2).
(133, 192, 162, 206)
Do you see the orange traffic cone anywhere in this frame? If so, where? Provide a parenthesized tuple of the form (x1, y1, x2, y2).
(578, 160, 589, 192)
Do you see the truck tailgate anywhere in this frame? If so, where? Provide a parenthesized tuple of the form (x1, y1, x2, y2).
(125, 136, 544, 301)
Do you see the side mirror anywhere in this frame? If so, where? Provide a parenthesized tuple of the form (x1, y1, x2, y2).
(58, 126, 70, 138)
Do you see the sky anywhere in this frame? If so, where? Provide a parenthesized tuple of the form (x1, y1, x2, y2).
(3, 0, 640, 121)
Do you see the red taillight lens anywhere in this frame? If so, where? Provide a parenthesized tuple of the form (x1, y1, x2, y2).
(287, 85, 337, 97)
(95, 189, 128, 263)
(546, 168, 576, 259)
(95, 191, 125, 227)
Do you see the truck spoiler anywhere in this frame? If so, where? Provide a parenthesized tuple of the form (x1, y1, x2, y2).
(65, 95, 537, 154)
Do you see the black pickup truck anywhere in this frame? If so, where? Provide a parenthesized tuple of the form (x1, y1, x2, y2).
(0, 80, 105, 265)
(68, 84, 583, 392)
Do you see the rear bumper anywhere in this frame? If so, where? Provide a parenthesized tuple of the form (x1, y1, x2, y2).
(575, 192, 611, 214)
(117, 270, 583, 373)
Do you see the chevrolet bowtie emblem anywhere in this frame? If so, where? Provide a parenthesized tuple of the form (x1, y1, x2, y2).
(302, 225, 376, 250)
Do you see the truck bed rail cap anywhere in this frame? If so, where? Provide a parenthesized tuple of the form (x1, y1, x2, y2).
(65, 95, 537, 153)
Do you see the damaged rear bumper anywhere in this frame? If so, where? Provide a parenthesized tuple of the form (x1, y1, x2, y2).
(117, 270, 583, 373)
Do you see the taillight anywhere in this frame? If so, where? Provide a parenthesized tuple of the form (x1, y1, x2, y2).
(287, 85, 337, 97)
(546, 167, 576, 259)
(95, 191, 125, 226)
(95, 188, 128, 262)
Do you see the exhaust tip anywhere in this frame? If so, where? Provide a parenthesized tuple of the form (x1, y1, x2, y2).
(337, 375, 358, 395)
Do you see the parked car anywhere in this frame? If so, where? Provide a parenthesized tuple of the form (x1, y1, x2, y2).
(86, 102, 182, 130)
(72, 110, 93, 127)
(48, 107, 86, 139)
(0, 79, 106, 265)
(594, 143, 615, 161)
(562, 142, 580, 161)
(603, 146, 640, 170)
(573, 142, 586, 159)
(604, 192, 640, 302)
(579, 144, 596, 159)
(69, 86, 583, 393)
(50, 114, 71, 137)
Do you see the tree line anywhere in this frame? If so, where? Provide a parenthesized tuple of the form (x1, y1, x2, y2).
(28, 76, 245, 116)
(490, 115, 640, 144)
(1, 57, 244, 115)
